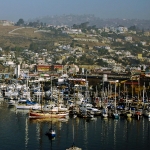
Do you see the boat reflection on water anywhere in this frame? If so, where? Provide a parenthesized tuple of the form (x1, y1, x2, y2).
(126, 117, 132, 123)
(28, 118, 61, 123)
(15, 109, 29, 115)
(48, 135, 56, 141)
(25, 117, 29, 148)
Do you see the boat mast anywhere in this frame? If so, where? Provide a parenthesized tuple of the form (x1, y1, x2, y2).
(41, 82, 43, 111)
(132, 77, 133, 100)
(114, 81, 116, 111)
(51, 76, 53, 102)
(143, 82, 145, 103)
(114, 80, 119, 112)
(138, 76, 140, 102)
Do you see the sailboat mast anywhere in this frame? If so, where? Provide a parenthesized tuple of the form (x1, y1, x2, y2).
(114, 82, 116, 109)
(51, 76, 52, 101)
(143, 82, 145, 103)
(41, 82, 43, 111)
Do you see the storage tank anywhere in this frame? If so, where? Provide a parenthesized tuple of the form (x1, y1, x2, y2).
(103, 74, 107, 82)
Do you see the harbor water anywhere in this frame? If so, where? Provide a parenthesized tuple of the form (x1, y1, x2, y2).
(0, 104, 150, 150)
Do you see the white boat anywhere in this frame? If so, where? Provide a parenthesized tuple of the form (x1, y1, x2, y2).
(0, 92, 4, 101)
(101, 108, 108, 118)
(42, 103, 68, 112)
(143, 109, 150, 118)
(5, 90, 18, 98)
(79, 102, 101, 116)
(15, 99, 41, 110)
(7, 100, 16, 107)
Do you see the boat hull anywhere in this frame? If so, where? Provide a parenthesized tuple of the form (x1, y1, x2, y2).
(102, 113, 108, 118)
(125, 111, 132, 118)
(29, 111, 68, 119)
(112, 113, 119, 119)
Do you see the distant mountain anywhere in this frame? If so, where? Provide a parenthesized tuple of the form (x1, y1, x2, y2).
(28, 14, 150, 30)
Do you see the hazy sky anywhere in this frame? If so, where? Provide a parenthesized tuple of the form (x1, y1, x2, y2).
(0, 0, 150, 22)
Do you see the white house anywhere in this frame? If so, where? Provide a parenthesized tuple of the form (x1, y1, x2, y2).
(125, 36, 132, 42)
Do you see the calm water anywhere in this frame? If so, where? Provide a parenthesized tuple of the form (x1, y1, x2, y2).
(0, 103, 150, 150)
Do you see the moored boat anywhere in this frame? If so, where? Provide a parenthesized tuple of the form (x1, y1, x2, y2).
(79, 102, 101, 116)
(42, 103, 68, 112)
(77, 110, 94, 118)
(101, 107, 108, 118)
(29, 110, 68, 119)
(7, 100, 16, 107)
(143, 109, 150, 118)
(125, 111, 132, 118)
(15, 99, 41, 110)
(45, 128, 56, 138)
(134, 109, 143, 119)
(112, 112, 120, 119)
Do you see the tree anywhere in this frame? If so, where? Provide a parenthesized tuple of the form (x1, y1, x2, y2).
(29, 43, 39, 51)
(16, 18, 24, 26)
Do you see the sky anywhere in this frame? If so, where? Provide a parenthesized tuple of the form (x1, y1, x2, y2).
(0, 0, 150, 22)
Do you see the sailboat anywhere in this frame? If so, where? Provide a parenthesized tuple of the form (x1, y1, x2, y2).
(112, 80, 119, 119)
(29, 83, 68, 119)
(101, 107, 108, 118)
(125, 108, 132, 118)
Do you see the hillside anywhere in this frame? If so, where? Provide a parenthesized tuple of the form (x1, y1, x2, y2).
(0, 25, 71, 50)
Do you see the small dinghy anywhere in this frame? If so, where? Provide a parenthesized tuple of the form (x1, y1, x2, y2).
(45, 127, 56, 138)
